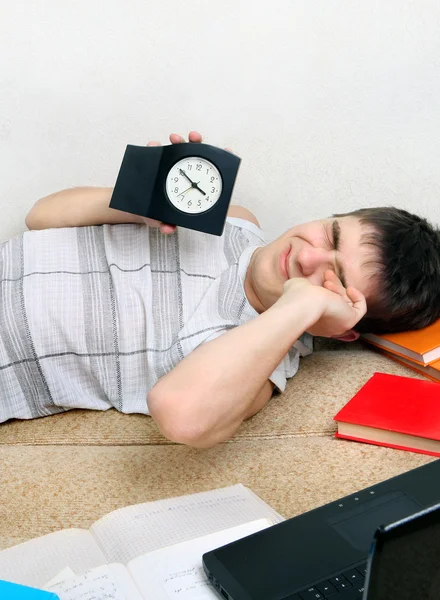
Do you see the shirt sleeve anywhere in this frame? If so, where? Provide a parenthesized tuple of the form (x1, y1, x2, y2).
(269, 334, 314, 392)
(268, 348, 300, 392)
(225, 216, 266, 245)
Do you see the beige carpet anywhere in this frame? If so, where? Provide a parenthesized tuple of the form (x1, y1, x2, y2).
(0, 340, 435, 551)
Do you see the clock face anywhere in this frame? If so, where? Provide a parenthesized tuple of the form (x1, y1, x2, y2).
(165, 157, 223, 214)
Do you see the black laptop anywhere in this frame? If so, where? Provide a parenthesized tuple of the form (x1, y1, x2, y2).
(203, 460, 440, 600)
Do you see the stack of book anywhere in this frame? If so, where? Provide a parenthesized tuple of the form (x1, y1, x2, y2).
(335, 321, 440, 456)
(361, 318, 440, 383)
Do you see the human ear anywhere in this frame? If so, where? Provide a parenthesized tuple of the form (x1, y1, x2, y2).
(331, 330, 360, 342)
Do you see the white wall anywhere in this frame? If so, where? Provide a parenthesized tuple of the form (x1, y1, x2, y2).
(1, 0, 440, 243)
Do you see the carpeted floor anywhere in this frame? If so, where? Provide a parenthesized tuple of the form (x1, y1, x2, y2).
(0, 340, 434, 551)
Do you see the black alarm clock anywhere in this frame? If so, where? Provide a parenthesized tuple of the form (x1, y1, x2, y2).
(109, 143, 241, 236)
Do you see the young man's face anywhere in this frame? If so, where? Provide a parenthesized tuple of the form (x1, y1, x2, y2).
(245, 215, 380, 313)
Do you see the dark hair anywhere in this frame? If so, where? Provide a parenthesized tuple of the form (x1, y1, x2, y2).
(334, 207, 440, 334)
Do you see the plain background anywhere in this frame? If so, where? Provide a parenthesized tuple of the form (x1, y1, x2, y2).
(1, 0, 440, 243)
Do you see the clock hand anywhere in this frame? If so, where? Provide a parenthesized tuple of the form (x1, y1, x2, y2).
(178, 185, 193, 198)
(194, 182, 206, 196)
(179, 169, 196, 186)
(179, 169, 206, 195)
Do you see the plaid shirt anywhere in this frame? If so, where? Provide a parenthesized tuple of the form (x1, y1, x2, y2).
(0, 217, 312, 422)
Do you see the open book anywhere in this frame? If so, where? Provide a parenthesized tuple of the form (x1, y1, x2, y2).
(0, 485, 283, 598)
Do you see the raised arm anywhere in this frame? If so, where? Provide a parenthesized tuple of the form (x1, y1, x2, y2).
(25, 186, 147, 230)
(25, 185, 259, 232)
(25, 131, 235, 233)
(25, 133, 200, 232)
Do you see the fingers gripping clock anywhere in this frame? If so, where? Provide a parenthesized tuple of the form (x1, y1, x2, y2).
(165, 157, 223, 214)
(110, 143, 241, 235)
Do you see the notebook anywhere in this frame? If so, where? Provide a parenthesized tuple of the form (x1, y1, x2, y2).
(42, 520, 273, 600)
(0, 485, 283, 590)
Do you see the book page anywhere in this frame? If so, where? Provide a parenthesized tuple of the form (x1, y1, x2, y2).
(46, 568, 77, 586)
(90, 484, 284, 565)
(128, 519, 274, 600)
(0, 529, 106, 589)
(45, 564, 143, 600)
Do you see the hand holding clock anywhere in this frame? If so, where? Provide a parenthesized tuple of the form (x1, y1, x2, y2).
(143, 131, 233, 234)
(144, 131, 202, 234)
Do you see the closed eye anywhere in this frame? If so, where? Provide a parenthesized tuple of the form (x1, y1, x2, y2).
(332, 220, 341, 251)
(325, 220, 346, 287)
(322, 221, 340, 251)
(322, 223, 334, 250)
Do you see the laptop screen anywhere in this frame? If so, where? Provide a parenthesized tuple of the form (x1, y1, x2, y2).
(367, 509, 440, 599)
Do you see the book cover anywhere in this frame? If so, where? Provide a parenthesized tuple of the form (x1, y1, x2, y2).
(0, 580, 59, 599)
(375, 349, 440, 384)
(333, 372, 440, 457)
(361, 318, 440, 365)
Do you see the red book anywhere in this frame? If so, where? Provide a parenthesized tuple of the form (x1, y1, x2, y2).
(333, 372, 440, 457)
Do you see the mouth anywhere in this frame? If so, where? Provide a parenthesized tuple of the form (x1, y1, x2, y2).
(279, 245, 291, 280)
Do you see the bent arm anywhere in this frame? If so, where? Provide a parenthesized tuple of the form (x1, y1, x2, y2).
(25, 187, 145, 230)
(147, 296, 322, 449)
(26, 186, 258, 231)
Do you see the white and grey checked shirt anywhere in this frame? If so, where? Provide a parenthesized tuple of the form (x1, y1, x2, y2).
(0, 217, 312, 422)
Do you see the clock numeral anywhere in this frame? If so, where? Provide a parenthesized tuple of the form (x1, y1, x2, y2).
(174, 177, 178, 182)
(187, 164, 192, 170)
(211, 187, 216, 193)
(206, 196, 210, 202)
(197, 199, 202, 207)
(187, 200, 192, 207)
(210, 176, 215, 183)
(174, 187, 179, 193)
(206, 168, 210, 175)
(196, 164, 202, 171)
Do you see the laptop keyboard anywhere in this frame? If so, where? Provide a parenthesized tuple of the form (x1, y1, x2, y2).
(287, 562, 367, 600)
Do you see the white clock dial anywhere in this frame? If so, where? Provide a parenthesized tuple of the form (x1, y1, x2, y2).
(165, 157, 223, 214)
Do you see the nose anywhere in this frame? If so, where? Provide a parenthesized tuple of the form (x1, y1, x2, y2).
(297, 247, 334, 279)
